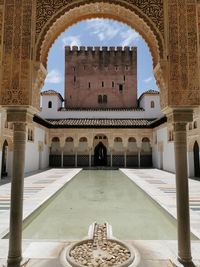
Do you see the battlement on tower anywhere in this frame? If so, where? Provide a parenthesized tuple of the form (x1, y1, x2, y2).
(65, 46, 136, 53)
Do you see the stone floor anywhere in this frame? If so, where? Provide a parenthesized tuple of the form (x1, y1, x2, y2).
(0, 168, 200, 267)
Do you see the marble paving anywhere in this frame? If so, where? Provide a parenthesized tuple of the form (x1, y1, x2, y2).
(0, 168, 200, 266)
(0, 168, 81, 238)
(121, 168, 200, 240)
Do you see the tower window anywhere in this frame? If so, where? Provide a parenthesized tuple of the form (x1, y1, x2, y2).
(73, 67, 75, 72)
(103, 95, 107, 103)
(112, 81, 114, 88)
(125, 66, 129, 71)
(98, 95, 102, 103)
(119, 84, 123, 92)
(48, 101, 52, 108)
(89, 82, 91, 89)
(74, 76, 76, 83)
(115, 66, 119, 71)
(102, 81, 104, 87)
(124, 75, 126, 81)
(151, 101, 155, 108)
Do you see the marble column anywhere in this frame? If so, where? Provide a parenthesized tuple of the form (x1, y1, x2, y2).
(61, 148, 64, 168)
(168, 109, 193, 266)
(174, 122, 192, 264)
(138, 148, 141, 168)
(110, 149, 113, 168)
(75, 149, 78, 168)
(124, 150, 127, 168)
(7, 122, 27, 267)
(89, 149, 92, 167)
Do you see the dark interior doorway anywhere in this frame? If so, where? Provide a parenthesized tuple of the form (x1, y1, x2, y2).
(94, 142, 107, 166)
(193, 141, 200, 177)
(1, 140, 8, 177)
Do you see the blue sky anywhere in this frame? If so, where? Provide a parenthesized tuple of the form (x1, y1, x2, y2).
(43, 19, 158, 97)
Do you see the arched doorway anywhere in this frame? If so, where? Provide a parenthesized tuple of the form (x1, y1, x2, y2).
(1, 140, 8, 177)
(193, 141, 200, 178)
(94, 142, 107, 166)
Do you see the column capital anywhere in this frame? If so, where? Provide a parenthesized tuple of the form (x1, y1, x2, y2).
(5, 107, 35, 123)
(165, 108, 193, 124)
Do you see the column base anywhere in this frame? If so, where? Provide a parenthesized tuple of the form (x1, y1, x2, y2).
(178, 256, 195, 267)
(7, 256, 22, 267)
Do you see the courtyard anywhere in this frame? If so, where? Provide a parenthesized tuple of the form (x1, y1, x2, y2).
(0, 168, 200, 267)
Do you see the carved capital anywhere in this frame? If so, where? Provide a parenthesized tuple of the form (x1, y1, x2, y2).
(166, 109, 193, 124)
(6, 108, 34, 124)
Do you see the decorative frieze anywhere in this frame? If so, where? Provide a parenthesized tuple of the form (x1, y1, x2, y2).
(0, 0, 33, 106)
(36, 0, 164, 39)
(168, 0, 200, 107)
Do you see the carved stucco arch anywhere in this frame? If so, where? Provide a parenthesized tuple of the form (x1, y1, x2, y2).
(35, 2, 165, 69)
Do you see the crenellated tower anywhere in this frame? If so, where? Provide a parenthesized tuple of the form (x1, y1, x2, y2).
(64, 46, 137, 108)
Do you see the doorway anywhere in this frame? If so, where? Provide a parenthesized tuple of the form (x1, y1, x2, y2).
(193, 141, 200, 177)
(94, 142, 107, 166)
(1, 140, 8, 177)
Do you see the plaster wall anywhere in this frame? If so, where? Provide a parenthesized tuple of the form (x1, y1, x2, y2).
(153, 125, 175, 173)
(24, 126, 49, 173)
(39, 95, 163, 120)
(139, 95, 163, 118)
(41, 95, 62, 118)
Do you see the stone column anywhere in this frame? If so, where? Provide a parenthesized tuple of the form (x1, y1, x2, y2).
(168, 109, 193, 265)
(110, 149, 113, 168)
(138, 148, 141, 168)
(75, 148, 78, 168)
(89, 148, 92, 167)
(7, 124, 27, 266)
(124, 150, 127, 168)
(61, 148, 64, 168)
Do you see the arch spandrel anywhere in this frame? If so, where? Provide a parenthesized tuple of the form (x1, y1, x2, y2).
(35, 1, 165, 68)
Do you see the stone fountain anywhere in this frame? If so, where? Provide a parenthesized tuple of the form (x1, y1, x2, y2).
(60, 222, 140, 267)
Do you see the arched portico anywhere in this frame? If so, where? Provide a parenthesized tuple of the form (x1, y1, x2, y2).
(0, 1, 199, 266)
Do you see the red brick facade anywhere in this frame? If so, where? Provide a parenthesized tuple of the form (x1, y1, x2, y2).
(64, 46, 137, 108)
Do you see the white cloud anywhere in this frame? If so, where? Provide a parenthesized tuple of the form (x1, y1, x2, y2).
(86, 19, 120, 41)
(62, 35, 81, 47)
(144, 76, 153, 84)
(120, 29, 140, 46)
(46, 69, 62, 84)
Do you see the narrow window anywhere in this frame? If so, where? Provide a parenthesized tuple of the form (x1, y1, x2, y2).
(150, 101, 155, 108)
(98, 95, 102, 103)
(103, 95, 107, 103)
(88, 82, 91, 89)
(119, 84, 123, 92)
(73, 67, 75, 72)
(124, 75, 126, 81)
(74, 76, 76, 83)
(115, 66, 118, 71)
(102, 81, 104, 88)
(125, 66, 129, 71)
(112, 81, 114, 88)
(48, 101, 52, 108)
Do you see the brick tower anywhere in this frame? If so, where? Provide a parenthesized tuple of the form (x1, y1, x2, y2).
(64, 46, 137, 108)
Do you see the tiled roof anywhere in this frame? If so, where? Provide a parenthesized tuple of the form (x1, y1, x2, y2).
(143, 89, 160, 94)
(46, 118, 154, 127)
(59, 107, 144, 111)
(41, 90, 64, 101)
